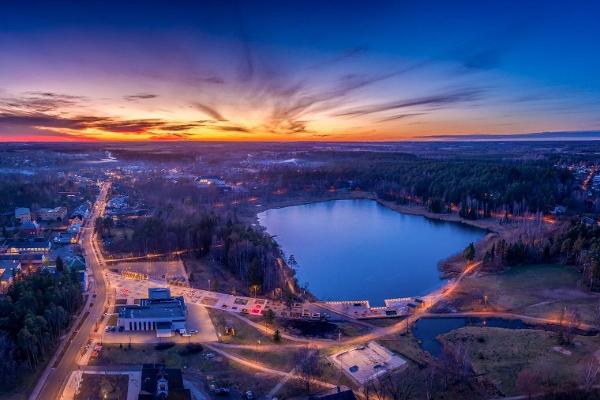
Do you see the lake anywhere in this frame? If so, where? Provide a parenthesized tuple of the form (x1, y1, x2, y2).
(258, 199, 486, 305)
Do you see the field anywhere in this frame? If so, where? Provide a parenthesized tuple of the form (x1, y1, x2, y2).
(439, 326, 600, 395)
(207, 308, 276, 344)
(74, 374, 129, 400)
(445, 264, 600, 323)
(88, 342, 306, 398)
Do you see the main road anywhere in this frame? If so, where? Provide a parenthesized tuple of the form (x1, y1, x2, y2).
(29, 181, 111, 400)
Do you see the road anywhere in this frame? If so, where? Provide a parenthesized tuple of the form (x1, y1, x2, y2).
(29, 181, 111, 400)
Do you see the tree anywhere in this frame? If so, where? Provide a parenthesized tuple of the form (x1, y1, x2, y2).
(263, 309, 275, 326)
(55, 256, 64, 273)
(294, 346, 321, 394)
(0, 333, 18, 389)
(463, 242, 475, 262)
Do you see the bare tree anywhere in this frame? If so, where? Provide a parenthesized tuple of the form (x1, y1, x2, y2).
(294, 345, 321, 394)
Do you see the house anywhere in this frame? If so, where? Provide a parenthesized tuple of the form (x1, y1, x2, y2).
(138, 364, 192, 400)
(36, 206, 68, 222)
(195, 175, 226, 187)
(0, 260, 21, 291)
(15, 207, 31, 223)
(70, 201, 91, 221)
(117, 288, 187, 337)
(19, 220, 40, 236)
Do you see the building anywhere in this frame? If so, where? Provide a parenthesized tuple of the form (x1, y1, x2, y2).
(36, 206, 68, 222)
(0, 253, 47, 268)
(53, 231, 78, 245)
(138, 364, 192, 400)
(310, 387, 357, 400)
(0, 260, 21, 291)
(4, 239, 51, 254)
(15, 207, 31, 223)
(117, 288, 187, 337)
(70, 201, 91, 221)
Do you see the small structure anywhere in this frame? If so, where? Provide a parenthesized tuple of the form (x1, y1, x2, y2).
(117, 288, 187, 336)
(15, 207, 31, 223)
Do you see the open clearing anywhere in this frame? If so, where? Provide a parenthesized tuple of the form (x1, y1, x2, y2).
(445, 264, 600, 323)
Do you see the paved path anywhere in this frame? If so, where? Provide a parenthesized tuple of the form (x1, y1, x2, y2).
(30, 182, 111, 400)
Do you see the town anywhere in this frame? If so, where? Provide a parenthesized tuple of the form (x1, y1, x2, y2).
(2, 1, 600, 399)
(0, 141, 599, 400)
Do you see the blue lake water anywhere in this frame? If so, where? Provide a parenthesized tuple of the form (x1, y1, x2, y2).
(258, 199, 486, 305)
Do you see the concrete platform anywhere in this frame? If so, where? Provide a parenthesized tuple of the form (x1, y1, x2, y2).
(329, 341, 407, 384)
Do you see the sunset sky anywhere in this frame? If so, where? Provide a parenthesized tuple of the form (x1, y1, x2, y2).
(1, 1, 600, 141)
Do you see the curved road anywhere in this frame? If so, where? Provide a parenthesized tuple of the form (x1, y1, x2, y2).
(29, 182, 110, 400)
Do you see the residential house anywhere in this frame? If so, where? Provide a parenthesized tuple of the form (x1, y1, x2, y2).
(19, 220, 41, 236)
(37, 206, 68, 222)
(15, 207, 31, 223)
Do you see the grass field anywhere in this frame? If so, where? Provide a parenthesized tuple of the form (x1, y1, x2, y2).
(439, 326, 600, 396)
(207, 308, 276, 344)
(89, 342, 305, 398)
(447, 264, 600, 323)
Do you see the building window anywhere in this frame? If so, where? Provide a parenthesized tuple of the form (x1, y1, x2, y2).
(129, 322, 132, 330)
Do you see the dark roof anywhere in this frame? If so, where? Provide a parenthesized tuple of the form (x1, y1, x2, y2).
(311, 388, 357, 400)
(139, 364, 191, 400)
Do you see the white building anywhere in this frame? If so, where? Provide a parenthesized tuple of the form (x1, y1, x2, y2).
(117, 288, 187, 337)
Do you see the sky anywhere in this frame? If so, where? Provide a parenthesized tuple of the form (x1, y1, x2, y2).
(1, 0, 600, 142)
